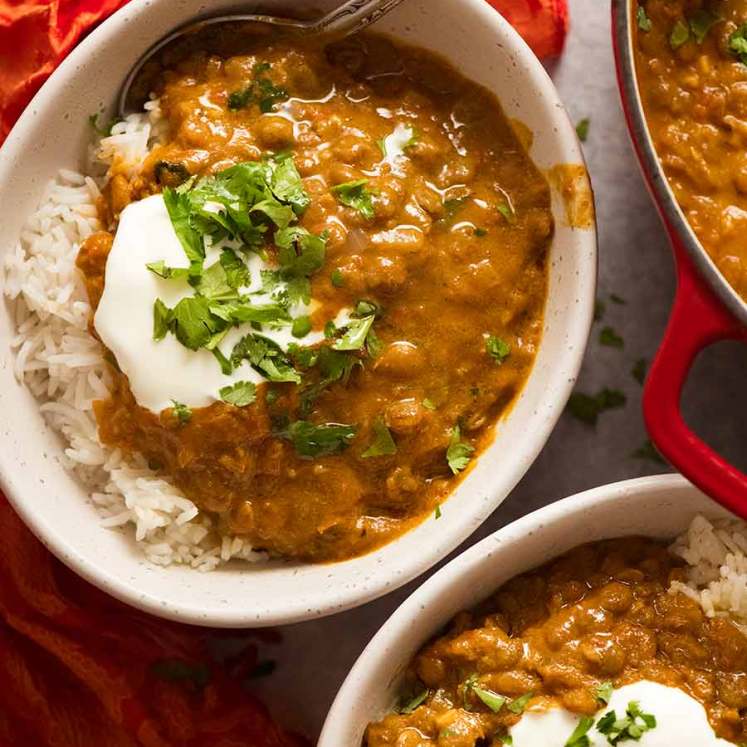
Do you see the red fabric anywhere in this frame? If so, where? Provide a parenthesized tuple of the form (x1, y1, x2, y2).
(0, 0, 569, 144)
(0, 496, 307, 747)
(487, 0, 569, 58)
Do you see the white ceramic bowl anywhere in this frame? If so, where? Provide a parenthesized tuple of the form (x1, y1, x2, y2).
(319, 474, 727, 745)
(0, 0, 595, 626)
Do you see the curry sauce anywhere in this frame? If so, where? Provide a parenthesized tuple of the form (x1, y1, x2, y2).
(78, 32, 551, 562)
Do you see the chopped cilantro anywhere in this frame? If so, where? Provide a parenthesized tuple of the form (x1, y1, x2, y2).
(464, 675, 506, 713)
(153, 298, 172, 341)
(281, 420, 357, 458)
(486, 335, 510, 364)
(594, 298, 606, 322)
(333, 313, 375, 351)
(729, 23, 747, 64)
(474, 227, 488, 237)
(219, 381, 256, 407)
(171, 401, 192, 425)
(637, 5, 652, 32)
(632, 358, 647, 385)
(227, 62, 288, 113)
(599, 326, 624, 348)
(169, 296, 219, 350)
(669, 18, 690, 49)
(595, 682, 614, 705)
(231, 333, 300, 383)
(576, 118, 590, 142)
(446, 424, 474, 474)
(398, 688, 430, 715)
(507, 692, 533, 714)
(567, 388, 627, 426)
(689, 9, 720, 44)
(434, 503, 442, 519)
(565, 716, 595, 747)
(497, 201, 516, 223)
(361, 418, 397, 458)
(291, 316, 312, 338)
(146, 260, 189, 281)
(331, 179, 375, 219)
(331, 268, 344, 287)
(88, 112, 118, 137)
(596, 701, 656, 744)
(365, 327, 383, 358)
(443, 196, 468, 221)
(422, 398, 437, 411)
(275, 226, 326, 278)
(631, 439, 666, 465)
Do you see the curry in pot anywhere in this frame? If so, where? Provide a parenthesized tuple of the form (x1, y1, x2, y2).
(635, 0, 747, 300)
(77, 32, 551, 562)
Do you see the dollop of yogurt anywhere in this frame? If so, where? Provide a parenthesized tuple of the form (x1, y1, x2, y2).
(509, 681, 732, 746)
(94, 194, 337, 413)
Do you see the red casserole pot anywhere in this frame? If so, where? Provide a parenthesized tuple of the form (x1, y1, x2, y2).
(612, 0, 747, 516)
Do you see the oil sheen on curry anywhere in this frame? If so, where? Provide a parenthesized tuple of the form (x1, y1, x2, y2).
(366, 538, 747, 745)
(634, 0, 747, 299)
(77, 32, 551, 562)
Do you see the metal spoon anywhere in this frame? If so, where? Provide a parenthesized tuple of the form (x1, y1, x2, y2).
(118, 0, 406, 117)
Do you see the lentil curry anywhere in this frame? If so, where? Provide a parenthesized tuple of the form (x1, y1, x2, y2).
(634, 0, 747, 300)
(366, 537, 747, 745)
(77, 31, 551, 562)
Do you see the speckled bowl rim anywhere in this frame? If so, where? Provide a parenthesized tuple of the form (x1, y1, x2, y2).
(318, 474, 727, 745)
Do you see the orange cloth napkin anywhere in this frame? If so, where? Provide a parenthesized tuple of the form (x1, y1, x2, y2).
(0, 0, 568, 143)
(0, 0, 568, 743)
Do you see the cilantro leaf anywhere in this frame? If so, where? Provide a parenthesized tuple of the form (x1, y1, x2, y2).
(230, 333, 300, 383)
(330, 269, 344, 287)
(269, 153, 310, 215)
(282, 420, 357, 458)
(442, 196, 468, 221)
(689, 9, 720, 44)
(567, 388, 627, 425)
(219, 381, 257, 407)
(565, 716, 595, 747)
(464, 675, 506, 713)
(637, 5, 652, 32)
(171, 401, 192, 425)
(171, 296, 220, 350)
(631, 439, 666, 465)
(486, 335, 510, 364)
(576, 118, 590, 142)
(399, 689, 430, 715)
(599, 326, 624, 348)
(227, 63, 288, 113)
(291, 316, 312, 338)
(146, 260, 190, 280)
(669, 18, 690, 49)
(497, 201, 516, 223)
(446, 424, 474, 474)
(162, 187, 204, 275)
(333, 314, 375, 351)
(507, 692, 533, 714)
(275, 226, 326, 278)
(153, 298, 173, 341)
(361, 418, 397, 458)
(331, 179, 375, 219)
(632, 358, 647, 385)
(730, 23, 747, 64)
(595, 682, 614, 705)
(596, 701, 656, 744)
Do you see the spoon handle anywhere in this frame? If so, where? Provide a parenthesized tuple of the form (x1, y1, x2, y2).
(311, 0, 407, 37)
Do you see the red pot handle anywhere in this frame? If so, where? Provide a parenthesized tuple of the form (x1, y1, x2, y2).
(644, 235, 747, 517)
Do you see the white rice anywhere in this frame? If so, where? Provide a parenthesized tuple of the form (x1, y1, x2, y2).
(669, 514, 747, 629)
(3, 102, 266, 571)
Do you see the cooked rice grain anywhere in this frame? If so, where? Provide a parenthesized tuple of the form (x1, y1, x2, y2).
(3, 111, 265, 570)
(670, 514, 747, 628)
